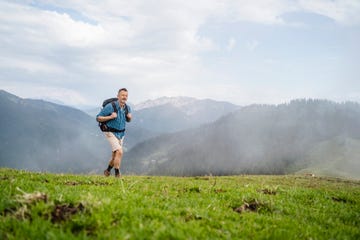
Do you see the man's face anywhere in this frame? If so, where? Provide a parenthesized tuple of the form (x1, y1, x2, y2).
(118, 90, 128, 104)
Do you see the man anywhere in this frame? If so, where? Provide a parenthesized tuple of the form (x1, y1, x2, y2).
(96, 88, 132, 178)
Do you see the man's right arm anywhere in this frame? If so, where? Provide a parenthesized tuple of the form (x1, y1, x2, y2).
(97, 112, 117, 123)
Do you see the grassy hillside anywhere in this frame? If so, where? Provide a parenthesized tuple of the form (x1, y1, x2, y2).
(0, 168, 359, 239)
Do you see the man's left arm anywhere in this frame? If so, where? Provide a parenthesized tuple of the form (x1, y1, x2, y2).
(126, 105, 132, 122)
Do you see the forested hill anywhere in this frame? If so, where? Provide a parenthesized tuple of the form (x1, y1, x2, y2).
(125, 99, 360, 178)
(0, 90, 108, 173)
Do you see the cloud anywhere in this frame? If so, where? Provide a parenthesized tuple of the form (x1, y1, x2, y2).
(1, 83, 88, 106)
(246, 40, 259, 51)
(0, 0, 359, 106)
(0, 56, 63, 73)
(224, 0, 360, 26)
(0, 2, 108, 47)
(299, 0, 360, 25)
(226, 37, 236, 51)
(225, 0, 296, 25)
(0, 0, 239, 84)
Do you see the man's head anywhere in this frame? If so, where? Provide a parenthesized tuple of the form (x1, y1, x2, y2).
(117, 88, 128, 105)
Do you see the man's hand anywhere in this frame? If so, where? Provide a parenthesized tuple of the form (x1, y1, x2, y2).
(97, 112, 117, 123)
(110, 112, 117, 119)
(126, 113, 132, 122)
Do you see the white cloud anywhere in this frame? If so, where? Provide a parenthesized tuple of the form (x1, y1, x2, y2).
(220, 0, 360, 26)
(299, 0, 360, 25)
(33, 86, 88, 106)
(246, 40, 259, 51)
(226, 37, 236, 51)
(0, 0, 359, 106)
(0, 2, 109, 47)
(225, 0, 297, 25)
(1, 83, 88, 106)
(0, 56, 63, 73)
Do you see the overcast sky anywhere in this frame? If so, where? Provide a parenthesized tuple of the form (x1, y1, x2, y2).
(1, 0, 359, 108)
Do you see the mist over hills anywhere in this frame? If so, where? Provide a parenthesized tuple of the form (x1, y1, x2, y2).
(2, 89, 359, 178)
(124, 99, 360, 179)
(130, 96, 240, 134)
(85, 96, 240, 147)
(0, 90, 238, 173)
(0, 90, 108, 173)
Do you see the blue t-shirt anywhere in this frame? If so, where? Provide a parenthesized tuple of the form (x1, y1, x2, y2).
(96, 101, 131, 139)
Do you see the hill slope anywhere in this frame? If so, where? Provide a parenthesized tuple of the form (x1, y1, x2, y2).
(125, 99, 360, 178)
(131, 96, 240, 134)
(0, 90, 108, 173)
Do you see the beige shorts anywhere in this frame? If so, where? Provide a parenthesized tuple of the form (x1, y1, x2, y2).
(104, 132, 123, 152)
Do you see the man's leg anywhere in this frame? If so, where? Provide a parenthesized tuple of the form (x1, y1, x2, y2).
(109, 151, 116, 166)
(113, 149, 123, 177)
(103, 132, 124, 178)
(104, 152, 115, 176)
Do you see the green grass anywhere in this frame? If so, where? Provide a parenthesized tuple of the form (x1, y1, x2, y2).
(0, 168, 359, 239)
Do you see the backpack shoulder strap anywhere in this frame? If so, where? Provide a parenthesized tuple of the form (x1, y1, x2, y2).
(124, 104, 131, 122)
(124, 104, 129, 115)
(111, 101, 118, 113)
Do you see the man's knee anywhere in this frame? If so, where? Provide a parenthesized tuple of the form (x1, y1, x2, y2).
(113, 149, 123, 156)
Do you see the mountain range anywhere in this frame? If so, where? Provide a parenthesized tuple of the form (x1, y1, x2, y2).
(124, 99, 360, 179)
(1, 89, 359, 178)
(0, 90, 238, 173)
(86, 96, 240, 147)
